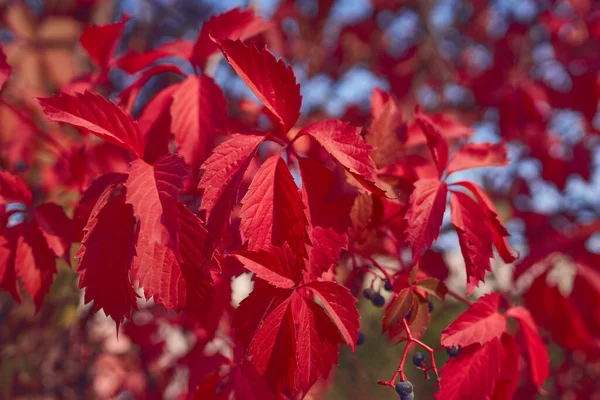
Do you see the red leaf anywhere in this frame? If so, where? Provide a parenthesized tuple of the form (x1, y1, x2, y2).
(198, 134, 264, 239)
(418, 249, 449, 281)
(366, 93, 406, 168)
(230, 245, 300, 289)
(491, 333, 520, 400)
(454, 181, 517, 263)
(126, 154, 186, 254)
(15, 221, 56, 311)
(215, 39, 301, 134)
(441, 293, 506, 347)
(435, 338, 505, 400)
(192, 7, 270, 69)
(450, 190, 494, 293)
(0, 228, 19, 302)
(414, 277, 448, 300)
(76, 187, 139, 328)
(235, 284, 351, 396)
(115, 39, 193, 74)
(382, 288, 413, 333)
(247, 295, 297, 394)
(234, 285, 291, 349)
(299, 120, 378, 186)
(0, 171, 33, 206)
(304, 280, 360, 351)
(447, 142, 509, 176)
(298, 158, 352, 276)
(79, 16, 128, 71)
(125, 155, 216, 316)
(38, 91, 145, 158)
(389, 294, 432, 343)
(239, 155, 309, 257)
(506, 306, 549, 389)
(32, 203, 72, 265)
(174, 202, 217, 319)
(171, 75, 228, 170)
(295, 295, 342, 395)
(118, 64, 184, 114)
(415, 110, 449, 178)
(73, 173, 127, 240)
(404, 179, 448, 264)
(139, 92, 172, 165)
(0, 45, 12, 91)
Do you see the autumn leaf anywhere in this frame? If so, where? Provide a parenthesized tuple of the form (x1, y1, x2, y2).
(239, 155, 309, 258)
(305, 280, 360, 351)
(76, 186, 139, 328)
(441, 293, 506, 347)
(171, 75, 228, 170)
(115, 39, 194, 74)
(506, 306, 549, 390)
(446, 141, 509, 176)
(0, 45, 12, 91)
(198, 134, 265, 239)
(0, 170, 33, 206)
(79, 16, 128, 73)
(229, 245, 300, 289)
(191, 7, 270, 69)
(450, 190, 494, 293)
(298, 120, 381, 192)
(215, 39, 301, 135)
(435, 338, 505, 400)
(38, 90, 145, 158)
(415, 110, 449, 178)
(404, 179, 448, 264)
(298, 158, 353, 277)
(454, 181, 517, 264)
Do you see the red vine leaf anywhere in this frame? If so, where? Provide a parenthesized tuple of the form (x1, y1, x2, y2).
(198, 134, 264, 239)
(171, 75, 228, 170)
(239, 155, 309, 258)
(305, 280, 360, 351)
(441, 293, 506, 347)
(215, 39, 301, 134)
(450, 190, 494, 293)
(447, 142, 509, 176)
(404, 179, 448, 264)
(435, 338, 505, 400)
(192, 7, 270, 69)
(76, 187, 138, 329)
(506, 306, 550, 390)
(229, 245, 300, 289)
(299, 120, 380, 192)
(38, 91, 145, 158)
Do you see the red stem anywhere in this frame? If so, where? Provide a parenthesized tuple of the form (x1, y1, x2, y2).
(359, 254, 393, 285)
(377, 318, 441, 388)
(447, 288, 472, 306)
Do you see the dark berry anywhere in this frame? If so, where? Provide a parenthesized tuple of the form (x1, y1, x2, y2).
(363, 288, 376, 300)
(372, 293, 386, 307)
(395, 380, 413, 396)
(357, 331, 365, 346)
(428, 300, 433, 312)
(405, 308, 412, 321)
(400, 393, 415, 400)
(412, 351, 426, 367)
(384, 280, 393, 291)
(446, 346, 461, 357)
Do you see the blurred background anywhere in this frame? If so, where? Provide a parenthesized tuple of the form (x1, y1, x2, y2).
(0, 0, 598, 398)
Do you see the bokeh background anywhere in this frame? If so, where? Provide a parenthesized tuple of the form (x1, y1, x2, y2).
(0, 0, 598, 398)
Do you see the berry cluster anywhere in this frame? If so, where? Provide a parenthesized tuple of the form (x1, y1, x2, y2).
(363, 287, 386, 308)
